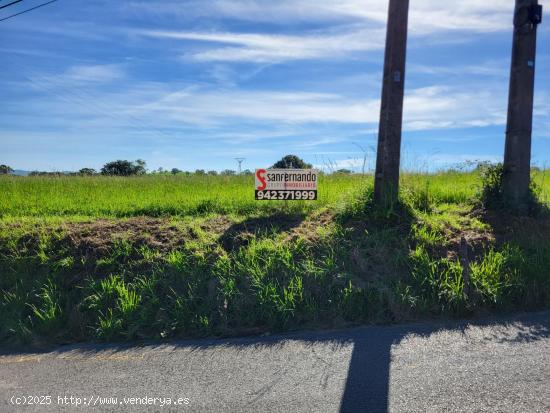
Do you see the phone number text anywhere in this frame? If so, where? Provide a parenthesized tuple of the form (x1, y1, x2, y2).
(255, 190, 317, 201)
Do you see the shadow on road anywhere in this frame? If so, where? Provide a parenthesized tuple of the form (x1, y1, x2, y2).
(338, 312, 550, 412)
(338, 326, 402, 412)
(1, 313, 549, 412)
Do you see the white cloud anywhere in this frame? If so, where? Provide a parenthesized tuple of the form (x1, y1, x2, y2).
(17, 71, 512, 132)
(403, 86, 507, 130)
(63, 65, 124, 83)
(136, 89, 381, 124)
(139, 27, 385, 63)
(128, 0, 525, 34)
(56, 82, 508, 131)
(409, 61, 509, 78)
(10, 56, 527, 136)
(133, 0, 539, 63)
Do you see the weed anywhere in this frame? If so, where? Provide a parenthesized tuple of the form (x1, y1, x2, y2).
(479, 163, 543, 215)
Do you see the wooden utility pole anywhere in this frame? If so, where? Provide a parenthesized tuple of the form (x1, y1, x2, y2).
(503, 0, 542, 210)
(374, 0, 410, 207)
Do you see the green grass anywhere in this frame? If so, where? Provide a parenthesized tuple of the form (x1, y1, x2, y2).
(534, 169, 550, 205)
(0, 170, 549, 347)
(0, 174, 361, 219)
(2, 170, 547, 220)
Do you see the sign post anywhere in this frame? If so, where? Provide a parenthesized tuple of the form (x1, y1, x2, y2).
(255, 169, 318, 201)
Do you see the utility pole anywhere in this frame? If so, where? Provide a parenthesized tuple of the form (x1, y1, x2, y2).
(503, 0, 542, 210)
(374, 0, 410, 207)
(235, 158, 246, 174)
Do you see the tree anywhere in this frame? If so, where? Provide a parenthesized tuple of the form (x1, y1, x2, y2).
(194, 169, 206, 175)
(335, 169, 353, 174)
(272, 155, 312, 169)
(242, 169, 253, 175)
(207, 170, 218, 176)
(221, 169, 236, 176)
(0, 165, 13, 175)
(79, 168, 97, 175)
(171, 168, 182, 175)
(135, 159, 147, 171)
(101, 160, 147, 176)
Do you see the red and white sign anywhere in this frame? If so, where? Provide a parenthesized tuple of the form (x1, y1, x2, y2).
(255, 169, 318, 201)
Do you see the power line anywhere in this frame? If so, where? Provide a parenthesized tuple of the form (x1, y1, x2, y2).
(0, 0, 58, 22)
(0, 0, 24, 11)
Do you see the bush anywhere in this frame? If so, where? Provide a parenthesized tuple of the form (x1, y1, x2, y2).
(479, 163, 505, 209)
(335, 169, 353, 175)
(0, 165, 13, 175)
(479, 163, 541, 214)
(79, 168, 97, 176)
(272, 155, 312, 169)
(101, 160, 147, 176)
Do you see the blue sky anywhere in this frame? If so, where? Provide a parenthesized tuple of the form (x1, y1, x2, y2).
(1, 0, 549, 172)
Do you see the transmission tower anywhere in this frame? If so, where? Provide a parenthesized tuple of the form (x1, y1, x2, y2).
(235, 158, 246, 174)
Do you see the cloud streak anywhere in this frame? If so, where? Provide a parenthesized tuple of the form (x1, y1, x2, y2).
(132, 0, 535, 64)
(139, 27, 386, 63)
(15, 73, 510, 133)
(63, 65, 125, 83)
(127, 0, 518, 33)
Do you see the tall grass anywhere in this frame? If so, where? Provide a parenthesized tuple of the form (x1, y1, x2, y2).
(0, 174, 359, 218)
(2, 171, 548, 219)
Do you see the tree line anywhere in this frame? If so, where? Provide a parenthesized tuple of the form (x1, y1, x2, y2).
(0, 155, 340, 177)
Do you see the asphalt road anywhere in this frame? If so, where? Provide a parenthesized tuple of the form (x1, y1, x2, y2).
(1, 312, 549, 413)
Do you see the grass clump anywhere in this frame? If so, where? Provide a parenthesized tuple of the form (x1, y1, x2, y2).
(479, 163, 544, 215)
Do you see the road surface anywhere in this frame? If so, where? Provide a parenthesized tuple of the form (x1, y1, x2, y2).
(1, 312, 549, 412)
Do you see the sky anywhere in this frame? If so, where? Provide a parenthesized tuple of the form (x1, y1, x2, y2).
(1, 0, 550, 173)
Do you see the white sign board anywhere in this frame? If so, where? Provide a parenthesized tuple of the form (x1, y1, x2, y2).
(255, 169, 318, 201)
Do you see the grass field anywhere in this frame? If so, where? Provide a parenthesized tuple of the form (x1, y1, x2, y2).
(1, 171, 548, 220)
(0, 170, 549, 347)
(0, 174, 357, 219)
(2, 170, 548, 220)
